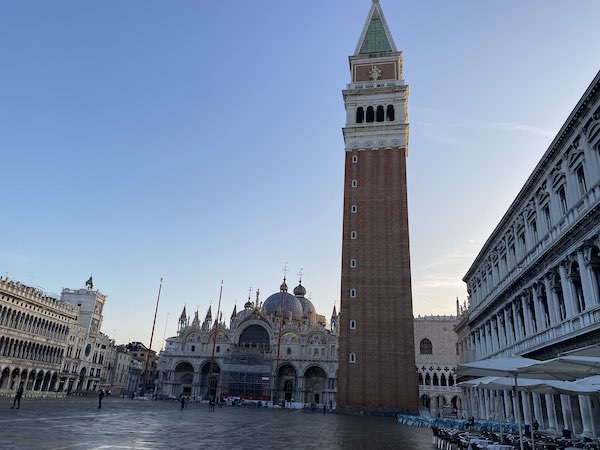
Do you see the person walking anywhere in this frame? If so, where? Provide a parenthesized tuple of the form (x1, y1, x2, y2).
(180, 394, 185, 410)
(98, 389, 105, 409)
(11, 384, 24, 409)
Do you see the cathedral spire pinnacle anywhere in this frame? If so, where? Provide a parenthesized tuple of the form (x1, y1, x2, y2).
(354, 0, 397, 55)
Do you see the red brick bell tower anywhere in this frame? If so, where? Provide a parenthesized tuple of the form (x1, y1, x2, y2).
(337, 0, 418, 414)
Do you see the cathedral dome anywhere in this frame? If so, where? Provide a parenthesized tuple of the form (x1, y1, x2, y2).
(293, 282, 316, 323)
(262, 292, 303, 322)
(293, 283, 306, 297)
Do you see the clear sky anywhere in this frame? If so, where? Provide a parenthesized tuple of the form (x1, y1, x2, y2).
(1, 1, 599, 350)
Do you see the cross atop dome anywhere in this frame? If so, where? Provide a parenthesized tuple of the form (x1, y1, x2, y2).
(354, 0, 397, 55)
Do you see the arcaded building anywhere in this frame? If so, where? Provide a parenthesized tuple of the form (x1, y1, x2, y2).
(457, 71, 600, 435)
(337, 0, 417, 413)
(414, 308, 463, 418)
(0, 277, 76, 396)
(156, 279, 338, 406)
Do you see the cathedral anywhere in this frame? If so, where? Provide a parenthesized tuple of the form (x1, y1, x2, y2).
(156, 278, 338, 407)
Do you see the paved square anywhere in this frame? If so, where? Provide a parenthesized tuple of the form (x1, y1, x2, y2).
(0, 397, 432, 449)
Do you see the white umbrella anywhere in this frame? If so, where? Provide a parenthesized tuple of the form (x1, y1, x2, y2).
(560, 343, 600, 358)
(458, 357, 545, 450)
(458, 355, 600, 449)
(520, 355, 600, 379)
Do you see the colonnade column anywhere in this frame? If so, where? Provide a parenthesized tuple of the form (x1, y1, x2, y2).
(504, 390, 513, 422)
(578, 250, 599, 307)
(545, 394, 558, 431)
(559, 264, 577, 317)
(503, 308, 512, 346)
(579, 395, 594, 437)
(532, 393, 543, 427)
(560, 394, 574, 433)
(521, 294, 533, 336)
(522, 391, 532, 425)
(510, 302, 520, 341)
(490, 320, 499, 353)
(478, 389, 485, 420)
(547, 275, 565, 323)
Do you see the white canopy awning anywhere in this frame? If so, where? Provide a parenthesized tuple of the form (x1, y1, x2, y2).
(458, 375, 600, 395)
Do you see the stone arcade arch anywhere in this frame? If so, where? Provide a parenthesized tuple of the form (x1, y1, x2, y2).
(238, 325, 270, 350)
(174, 361, 194, 396)
(0, 367, 10, 389)
(200, 361, 221, 401)
(303, 365, 327, 405)
(276, 363, 297, 403)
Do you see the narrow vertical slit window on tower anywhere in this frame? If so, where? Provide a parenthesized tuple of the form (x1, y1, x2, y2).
(356, 107, 364, 123)
(351, 205, 357, 213)
(350, 319, 356, 329)
(386, 105, 395, 121)
(352, 155, 358, 163)
(350, 231, 357, 239)
(352, 179, 358, 188)
(350, 288, 356, 298)
(349, 352, 356, 363)
(366, 106, 374, 122)
(350, 258, 357, 268)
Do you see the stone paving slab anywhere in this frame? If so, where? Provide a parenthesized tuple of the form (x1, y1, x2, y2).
(0, 397, 432, 449)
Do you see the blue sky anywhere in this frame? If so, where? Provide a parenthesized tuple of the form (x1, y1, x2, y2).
(1, 1, 599, 349)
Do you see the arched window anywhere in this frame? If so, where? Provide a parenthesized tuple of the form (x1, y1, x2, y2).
(349, 352, 356, 363)
(418, 373, 424, 385)
(440, 373, 447, 386)
(432, 373, 439, 386)
(356, 107, 364, 124)
(420, 338, 433, 355)
(286, 347, 291, 355)
(350, 259, 357, 268)
(376, 105, 384, 122)
(366, 106, 374, 123)
(386, 105, 395, 121)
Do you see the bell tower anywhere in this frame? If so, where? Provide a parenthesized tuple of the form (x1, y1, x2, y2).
(337, 0, 417, 414)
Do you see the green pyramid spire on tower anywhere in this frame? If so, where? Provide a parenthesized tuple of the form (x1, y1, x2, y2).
(354, 0, 397, 55)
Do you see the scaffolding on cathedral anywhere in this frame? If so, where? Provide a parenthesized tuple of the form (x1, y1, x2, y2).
(219, 351, 272, 400)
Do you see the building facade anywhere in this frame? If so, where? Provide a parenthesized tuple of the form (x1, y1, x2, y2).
(125, 341, 157, 391)
(157, 279, 338, 407)
(338, 0, 417, 413)
(457, 71, 600, 436)
(415, 310, 463, 418)
(60, 286, 115, 393)
(110, 345, 143, 397)
(0, 277, 76, 397)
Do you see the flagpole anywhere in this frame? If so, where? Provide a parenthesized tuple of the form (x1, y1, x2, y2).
(207, 280, 223, 404)
(145, 277, 163, 392)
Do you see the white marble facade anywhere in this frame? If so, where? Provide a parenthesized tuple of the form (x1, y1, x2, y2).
(456, 70, 600, 436)
(157, 279, 338, 407)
